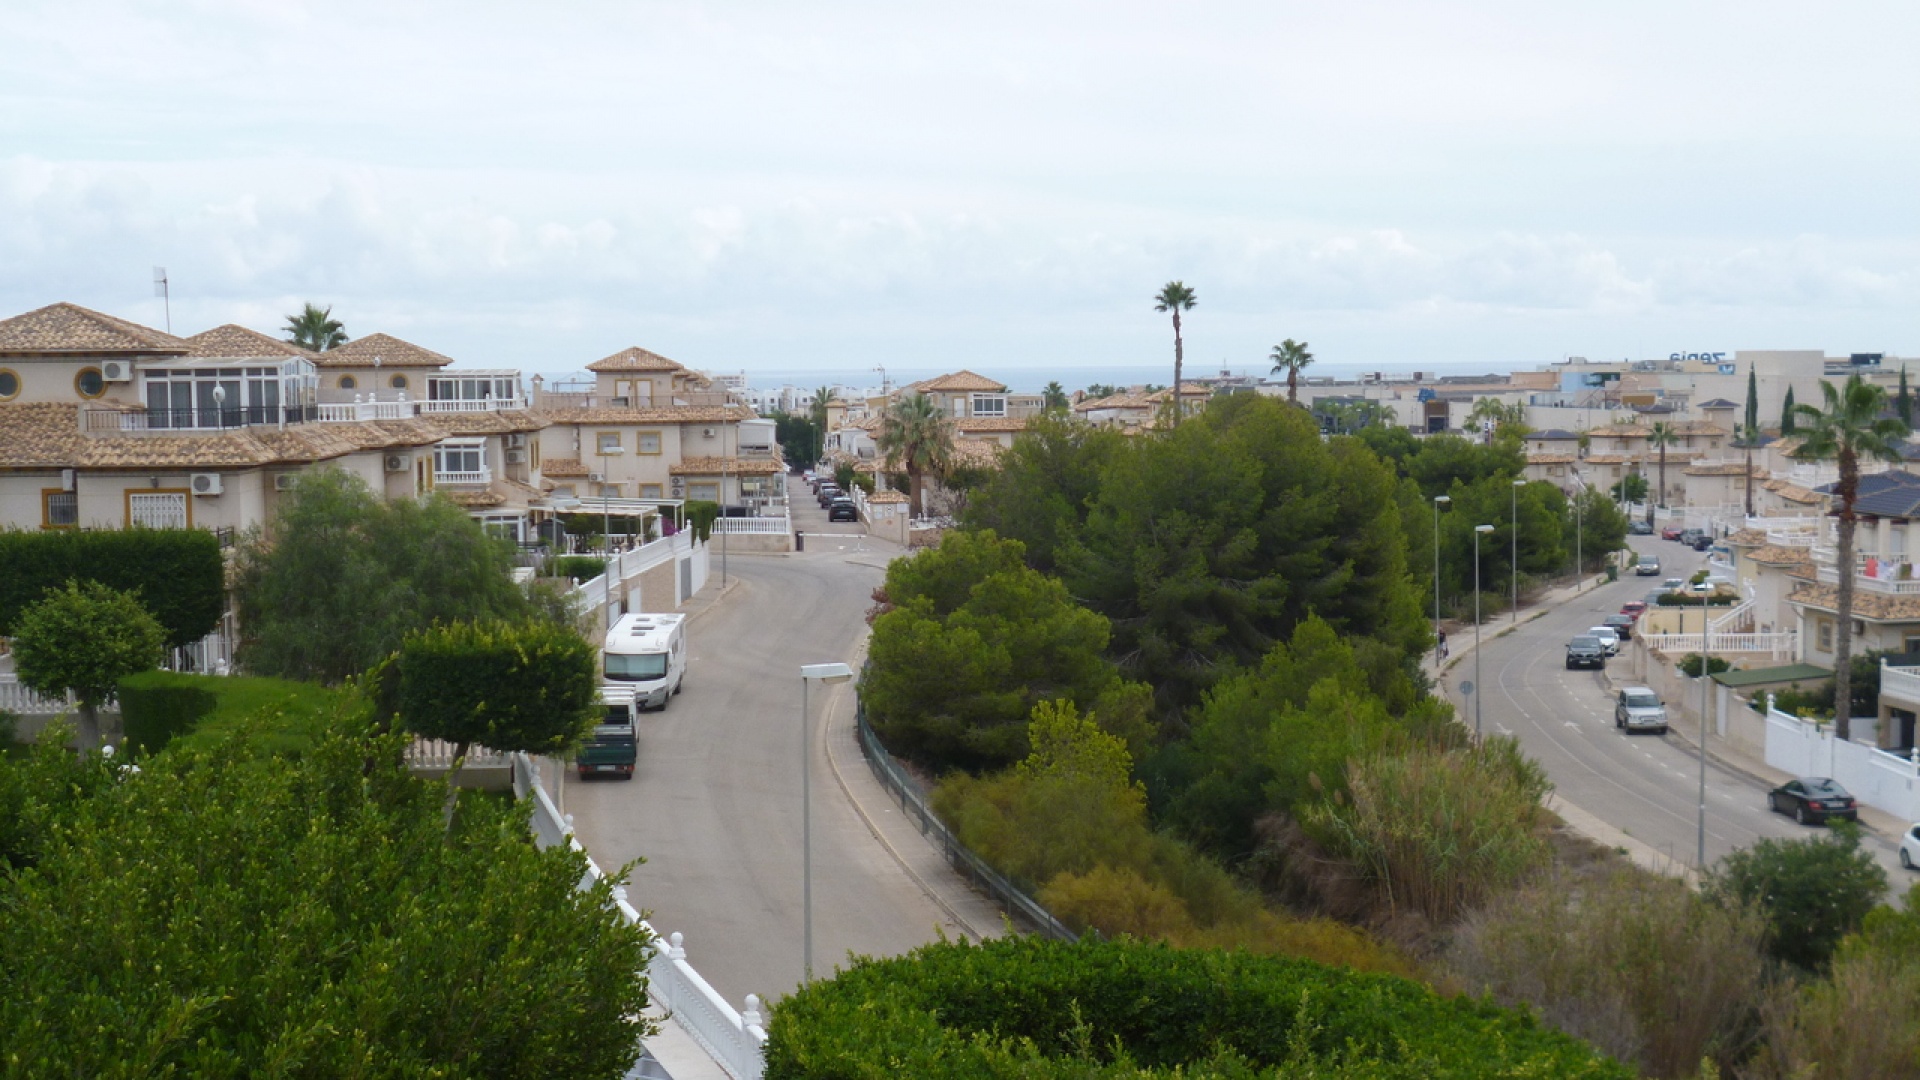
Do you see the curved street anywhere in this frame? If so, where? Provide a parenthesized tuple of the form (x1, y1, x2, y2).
(1441, 534, 1908, 885)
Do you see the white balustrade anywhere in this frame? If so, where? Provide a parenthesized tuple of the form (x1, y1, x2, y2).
(1641, 631, 1800, 661)
(1881, 664, 1920, 710)
(0, 674, 74, 716)
(433, 470, 492, 486)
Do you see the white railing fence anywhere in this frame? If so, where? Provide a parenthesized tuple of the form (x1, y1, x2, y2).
(713, 516, 789, 535)
(511, 754, 766, 1080)
(1764, 704, 1920, 821)
(1641, 631, 1800, 662)
(0, 674, 75, 716)
(1884, 663, 1920, 708)
(316, 400, 416, 422)
(405, 738, 512, 771)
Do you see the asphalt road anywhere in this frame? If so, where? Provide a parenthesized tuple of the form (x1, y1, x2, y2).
(565, 480, 969, 1009)
(1445, 533, 1910, 887)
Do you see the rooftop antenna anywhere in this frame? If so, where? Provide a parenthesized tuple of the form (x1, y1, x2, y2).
(873, 364, 889, 393)
(152, 266, 171, 333)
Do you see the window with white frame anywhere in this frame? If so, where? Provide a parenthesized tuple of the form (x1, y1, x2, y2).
(971, 394, 1007, 417)
(597, 431, 623, 454)
(434, 439, 487, 480)
(142, 363, 313, 429)
(479, 514, 524, 542)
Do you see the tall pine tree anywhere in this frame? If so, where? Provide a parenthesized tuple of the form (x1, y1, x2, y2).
(1900, 365, 1913, 427)
(1781, 385, 1797, 436)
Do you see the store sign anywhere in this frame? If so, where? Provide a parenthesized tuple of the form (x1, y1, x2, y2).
(1669, 352, 1728, 363)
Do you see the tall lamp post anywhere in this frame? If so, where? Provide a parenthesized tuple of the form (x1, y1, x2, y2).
(1473, 524, 1495, 737)
(799, 662, 854, 984)
(1697, 577, 1711, 868)
(1433, 494, 1451, 663)
(1511, 478, 1525, 623)
(1574, 489, 1583, 588)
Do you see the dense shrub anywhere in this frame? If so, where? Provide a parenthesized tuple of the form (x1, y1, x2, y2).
(1654, 592, 1737, 607)
(683, 499, 719, 540)
(0, 720, 119, 870)
(763, 936, 1631, 1078)
(0, 527, 223, 647)
(0, 711, 653, 1076)
(396, 619, 599, 762)
(1310, 737, 1553, 923)
(1449, 866, 1768, 1077)
(1677, 653, 1733, 678)
(551, 555, 609, 582)
(1705, 825, 1884, 972)
(117, 670, 219, 755)
(12, 580, 168, 748)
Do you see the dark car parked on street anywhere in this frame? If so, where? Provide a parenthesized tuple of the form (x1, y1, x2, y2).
(827, 499, 858, 522)
(1768, 777, 1860, 825)
(1603, 613, 1636, 640)
(1628, 520, 1654, 535)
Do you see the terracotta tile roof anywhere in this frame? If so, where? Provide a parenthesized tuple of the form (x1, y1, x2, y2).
(1582, 454, 1632, 464)
(0, 302, 187, 355)
(1075, 392, 1155, 412)
(1146, 385, 1212, 402)
(1788, 583, 1920, 621)
(868, 489, 910, 504)
(1748, 545, 1816, 568)
(440, 487, 507, 507)
(1586, 423, 1652, 437)
(1671, 421, 1731, 436)
(541, 457, 588, 477)
(1527, 453, 1578, 464)
(587, 346, 686, 373)
(954, 416, 1032, 433)
(0, 403, 446, 471)
(949, 438, 1004, 468)
(1764, 478, 1823, 505)
(907, 369, 1007, 393)
(441, 475, 549, 508)
(425, 410, 544, 437)
(185, 325, 320, 361)
(318, 333, 455, 370)
(1724, 528, 1769, 547)
(668, 455, 786, 476)
(535, 405, 750, 425)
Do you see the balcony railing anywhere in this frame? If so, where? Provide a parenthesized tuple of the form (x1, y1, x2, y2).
(81, 405, 321, 434)
(434, 470, 491, 486)
(1882, 664, 1920, 709)
(317, 401, 414, 422)
(419, 396, 530, 413)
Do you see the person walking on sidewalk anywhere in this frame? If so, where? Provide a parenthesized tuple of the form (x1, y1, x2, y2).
(1437, 629, 1449, 660)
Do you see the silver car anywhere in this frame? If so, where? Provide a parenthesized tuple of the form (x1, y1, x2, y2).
(1614, 686, 1668, 733)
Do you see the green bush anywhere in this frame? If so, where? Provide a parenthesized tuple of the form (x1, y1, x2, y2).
(552, 555, 608, 582)
(1705, 825, 1884, 972)
(0, 708, 653, 1075)
(397, 620, 599, 760)
(684, 499, 719, 541)
(1655, 592, 1737, 607)
(0, 528, 222, 648)
(117, 671, 219, 755)
(1677, 654, 1733, 678)
(763, 936, 1631, 1078)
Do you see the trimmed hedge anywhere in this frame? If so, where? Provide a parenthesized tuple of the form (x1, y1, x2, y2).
(1655, 592, 1736, 607)
(0, 529, 223, 648)
(551, 556, 608, 582)
(397, 620, 599, 757)
(764, 936, 1631, 1078)
(117, 671, 219, 755)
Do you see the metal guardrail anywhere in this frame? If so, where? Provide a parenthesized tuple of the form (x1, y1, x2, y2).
(852, 697, 1082, 942)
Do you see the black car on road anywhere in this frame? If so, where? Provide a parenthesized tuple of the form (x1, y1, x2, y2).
(827, 499, 858, 522)
(1768, 777, 1859, 825)
(1566, 635, 1608, 670)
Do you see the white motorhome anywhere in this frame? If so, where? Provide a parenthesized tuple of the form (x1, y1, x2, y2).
(602, 612, 686, 710)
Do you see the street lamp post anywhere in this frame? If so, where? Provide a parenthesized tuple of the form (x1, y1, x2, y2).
(799, 662, 854, 984)
(1474, 523, 1496, 737)
(1575, 490, 1583, 588)
(1433, 494, 1451, 664)
(1698, 579, 1711, 868)
(1511, 479, 1524, 623)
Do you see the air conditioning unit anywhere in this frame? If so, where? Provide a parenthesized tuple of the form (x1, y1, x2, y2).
(273, 473, 298, 492)
(101, 361, 133, 382)
(702, 427, 716, 438)
(669, 477, 685, 492)
(587, 472, 603, 483)
(504, 449, 527, 464)
(385, 454, 409, 473)
(190, 473, 223, 496)
(505, 433, 527, 449)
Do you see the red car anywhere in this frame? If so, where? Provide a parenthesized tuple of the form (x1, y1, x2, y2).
(1619, 600, 1648, 618)
(1661, 526, 1684, 541)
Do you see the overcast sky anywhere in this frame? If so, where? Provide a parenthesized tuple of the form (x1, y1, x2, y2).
(3, 1, 1916, 384)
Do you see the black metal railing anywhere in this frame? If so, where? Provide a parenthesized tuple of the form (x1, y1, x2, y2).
(852, 694, 1082, 942)
(141, 404, 319, 430)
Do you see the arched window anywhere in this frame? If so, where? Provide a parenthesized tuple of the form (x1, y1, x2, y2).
(75, 367, 105, 398)
(390, 374, 408, 390)
(339, 375, 358, 390)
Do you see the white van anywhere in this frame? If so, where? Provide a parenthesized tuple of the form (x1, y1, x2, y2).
(603, 612, 686, 710)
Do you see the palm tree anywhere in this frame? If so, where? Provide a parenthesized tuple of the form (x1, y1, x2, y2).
(1268, 339, 1314, 404)
(1792, 373, 1912, 740)
(1646, 420, 1677, 529)
(809, 386, 834, 465)
(876, 393, 955, 518)
(1041, 381, 1069, 413)
(283, 303, 347, 351)
(1153, 282, 1197, 427)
